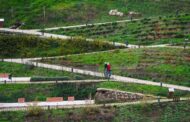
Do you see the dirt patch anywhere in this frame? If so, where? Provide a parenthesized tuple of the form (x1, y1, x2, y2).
(47, 59, 99, 71)
(65, 107, 116, 122)
(41, 59, 99, 71)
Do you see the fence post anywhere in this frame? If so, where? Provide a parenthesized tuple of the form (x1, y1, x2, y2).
(157, 96, 160, 103)
(160, 82, 162, 87)
(183, 42, 186, 49)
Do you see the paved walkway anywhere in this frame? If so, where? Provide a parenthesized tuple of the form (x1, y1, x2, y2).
(0, 28, 126, 47)
(1, 45, 181, 63)
(0, 18, 141, 48)
(1, 28, 188, 49)
(3, 58, 190, 91)
(0, 98, 189, 112)
(0, 100, 94, 112)
(39, 19, 140, 31)
(0, 77, 31, 82)
(1, 49, 121, 62)
(0, 28, 70, 39)
(1, 24, 189, 92)
(0, 79, 105, 84)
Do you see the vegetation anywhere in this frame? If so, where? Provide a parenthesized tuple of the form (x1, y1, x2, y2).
(1, 0, 190, 28)
(0, 62, 98, 79)
(0, 83, 97, 102)
(0, 34, 116, 58)
(0, 1, 190, 121)
(47, 14, 190, 45)
(0, 101, 189, 121)
(98, 81, 190, 97)
(0, 81, 189, 103)
(42, 47, 190, 86)
(0, 62, 98, 80)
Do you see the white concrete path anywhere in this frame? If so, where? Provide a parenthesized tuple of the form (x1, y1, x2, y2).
(0, 77, 31, 82)
(0, 100, 94, 110)
(3, 58, 190, 91)
(41, 19, 140, 31)
(0, 28, 70, 39)
(1, 28, 188, 49)
(1, 45, 177, 63)
(0, 98, 189, 112)
(0, 80, 105, 84)
(0, 28, 126, 47)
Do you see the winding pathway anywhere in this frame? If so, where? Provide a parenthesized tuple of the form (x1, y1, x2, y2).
(3, 57, 190, 91)
(0, 98, 189, 112)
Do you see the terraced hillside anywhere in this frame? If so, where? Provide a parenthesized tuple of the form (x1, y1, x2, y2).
(48, 14, 190, 45)
(1, 0, 190, 28)
(41, 47, 190, 86)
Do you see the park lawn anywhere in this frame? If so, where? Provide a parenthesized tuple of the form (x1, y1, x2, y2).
(41, 47, 190, 86)
(1, 0, 190, 29)
(0, 101, 189, 122)
(0, 62, 98, 80)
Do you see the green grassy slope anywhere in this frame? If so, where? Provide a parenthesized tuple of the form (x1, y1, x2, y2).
(0, 62, 97, 80)
(0, 34, 116, 58)
(42, 47, 190, 86)
(48, 14, 190, 45)
(0, 81, 189, 102)
(98, 81, 190, 97)
(0, 83, 97, 102)
(1, 0, 190, 29)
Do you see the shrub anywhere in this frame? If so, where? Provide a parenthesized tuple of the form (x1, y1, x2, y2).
(74, 75, 85, 80)
(26, 104, 44, 117)
(113, 49, 120, 54)
(0, 34, 116, 58)
(175, 33, 185, 38)
(31, 76, 71, 81)
(24, 62, 35, 70)
(83, 107, 100, 115)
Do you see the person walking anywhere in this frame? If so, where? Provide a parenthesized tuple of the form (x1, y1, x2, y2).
(104, 62, 108, 78)
(125, 40, 128, 47)
(106, 62, 111, 79)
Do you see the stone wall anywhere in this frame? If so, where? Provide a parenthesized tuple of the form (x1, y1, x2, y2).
(95, 88, 144, 103)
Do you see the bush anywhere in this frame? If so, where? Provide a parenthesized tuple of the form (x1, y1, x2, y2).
(24, 62, 35, 70)
(26, 104, 44, 117)
(74, 75, 85, 80)
(0, 34, 116, 58)
(83, 107, 100, 115)
(175, 33, 185, 38)
(31, 76, 71, 81)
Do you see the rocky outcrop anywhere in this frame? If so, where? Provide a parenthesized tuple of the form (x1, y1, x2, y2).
(127, 11, 142, 18)
(109, 9, 124, 17)
(95, 88, 145, 103)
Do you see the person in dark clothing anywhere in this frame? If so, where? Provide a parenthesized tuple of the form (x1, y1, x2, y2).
(104, 62, 108, 77)
(106, 63, 111, 78)
(125, 40, 128, 47)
